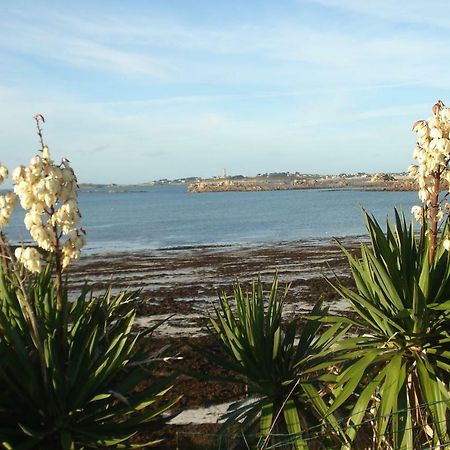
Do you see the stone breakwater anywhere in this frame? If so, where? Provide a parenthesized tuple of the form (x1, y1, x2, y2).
(187, 178, 417, 193)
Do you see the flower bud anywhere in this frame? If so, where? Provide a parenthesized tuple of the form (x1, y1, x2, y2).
(16, 247, 41, 273)
(411, 205, 424, 222)
(45, 178, 60, 195)
(42, 146, 51, 162)
(407, 165, 418, 176)
(429, 127, 443, 139)
(0, 164, 8, 184)
(443, 240, 450, 252)
(12, 165, 26, 182)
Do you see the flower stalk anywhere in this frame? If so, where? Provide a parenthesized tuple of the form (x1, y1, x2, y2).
(0, 115, 86, 354)
(428, 173, 441, 263)
(410, 100, 450, 263)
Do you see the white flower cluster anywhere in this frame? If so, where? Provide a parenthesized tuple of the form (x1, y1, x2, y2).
(410, 101, 450, 206)
(10, 146, 85, 272)
(410, 100, 450, 249)
(0, 164, 17, 227)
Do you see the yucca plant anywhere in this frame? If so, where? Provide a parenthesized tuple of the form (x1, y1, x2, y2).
(328, 210, 450, 449)
(325, 101, 450, 449)
(0, 116, 178, 449)
(204, 276, 350, 450)
(0, 262, 179, 449)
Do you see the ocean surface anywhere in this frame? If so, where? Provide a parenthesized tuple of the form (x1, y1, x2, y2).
(4, 185, 418, 253)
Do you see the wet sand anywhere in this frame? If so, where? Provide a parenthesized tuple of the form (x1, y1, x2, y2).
(67, 238, 362, 448)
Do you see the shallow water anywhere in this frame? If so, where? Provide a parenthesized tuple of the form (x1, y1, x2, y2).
(5, 185, 417, 253)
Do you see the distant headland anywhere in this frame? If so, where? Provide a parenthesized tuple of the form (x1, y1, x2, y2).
(79, 171, 416, 193)
(187, 172, 416, 193)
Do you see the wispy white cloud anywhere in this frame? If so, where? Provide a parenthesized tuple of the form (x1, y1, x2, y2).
(0, 18, 172, 78)
(3, 5, 450, 89)
(61, 39, 171, 77)
(306, 0, 450, 30)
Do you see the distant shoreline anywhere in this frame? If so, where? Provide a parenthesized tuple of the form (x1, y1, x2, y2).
(77, 172, 416, 193)
(187, 177, 416, 193)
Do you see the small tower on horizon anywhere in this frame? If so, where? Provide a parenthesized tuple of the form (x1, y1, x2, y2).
(223, 168, 228, 179)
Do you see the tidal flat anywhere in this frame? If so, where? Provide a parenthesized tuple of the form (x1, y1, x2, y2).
(68, 239, 359, 334)
(67, 239, 360, 448)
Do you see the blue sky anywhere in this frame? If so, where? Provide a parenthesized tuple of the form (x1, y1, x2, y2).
(1, 0, 450, 184)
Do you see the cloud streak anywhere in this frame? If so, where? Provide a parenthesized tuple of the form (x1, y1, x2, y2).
(307, 0, 450, 30)
(0, 17, 171, 78)
(2, 5, 450, 89)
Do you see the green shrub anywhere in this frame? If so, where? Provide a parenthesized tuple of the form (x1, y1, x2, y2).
(204, 276, 349, 449)
(0, 262, 179, 449)
(328, 211, 450, 449)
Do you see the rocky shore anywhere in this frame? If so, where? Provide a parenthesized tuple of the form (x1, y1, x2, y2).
(188, 176, 416, 193)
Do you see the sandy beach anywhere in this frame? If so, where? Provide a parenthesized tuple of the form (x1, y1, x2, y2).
(67, 238, 361, 448)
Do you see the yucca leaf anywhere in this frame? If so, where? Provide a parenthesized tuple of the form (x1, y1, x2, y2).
(415, 355, 449, 443)
(283, 399, 307, 450)
(260, 401, 273, 438)
(345, 366, 386, 444)
(392, 362, 412, 450)
(328, 350, 379, 415)
(377, 353, 402, 438)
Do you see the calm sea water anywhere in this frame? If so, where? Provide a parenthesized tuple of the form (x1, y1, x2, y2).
(5, 185, 418, 253)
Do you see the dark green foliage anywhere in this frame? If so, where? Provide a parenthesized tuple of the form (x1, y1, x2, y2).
(0, 265, 178, 449)
(329, 210, 450, 449)
(205, 276, 349, 449)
